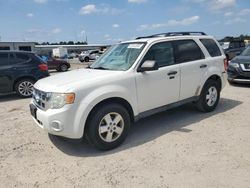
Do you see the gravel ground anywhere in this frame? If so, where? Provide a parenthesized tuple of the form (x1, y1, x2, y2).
(0, 66, 250, 187)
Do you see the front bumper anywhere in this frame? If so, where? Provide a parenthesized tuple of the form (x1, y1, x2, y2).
(227, 66, 250, 83)
(30, 101, 83, 139)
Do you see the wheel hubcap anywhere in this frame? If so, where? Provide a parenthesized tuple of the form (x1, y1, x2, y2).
(99, 112, 124, 142)
(206, 86, 218, 107)
(61, 65, 67, 71)
(18, 81, 33, 96)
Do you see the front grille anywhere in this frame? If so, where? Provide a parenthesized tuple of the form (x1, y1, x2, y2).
(244, 64, 250, 70)
(33, 88, 50, 110)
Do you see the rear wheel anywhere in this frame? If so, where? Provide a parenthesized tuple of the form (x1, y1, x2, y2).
(59, 64, 68, 72)
(15, 79, 34, 98)
(196, 80, 220, 112)
(85, 103, 130, 150)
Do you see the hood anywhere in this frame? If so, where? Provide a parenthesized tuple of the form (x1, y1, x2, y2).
(231, 56, 250, 64)
(34, 68, 123, 92)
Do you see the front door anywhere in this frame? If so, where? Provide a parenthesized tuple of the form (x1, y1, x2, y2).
(0, 52, 13, 93)
(135, 41, 180, 113)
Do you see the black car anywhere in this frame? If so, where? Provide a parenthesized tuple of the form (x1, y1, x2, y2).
(223, 40, 246, 60)
(0, 51, 49, 97)
(227, 46, 250, 84)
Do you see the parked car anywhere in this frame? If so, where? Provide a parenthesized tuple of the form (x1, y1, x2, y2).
(67, 53, 77, 59)
(78, 50, 100, 62)
(221, 40, 246, 60)
(39, 56, 70, 72)
(227, 46, 250, 84)
(0, 51, 49, 97)
(30, 32, 227, 150)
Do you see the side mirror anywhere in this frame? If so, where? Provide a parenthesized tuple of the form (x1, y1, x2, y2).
(235, 51, 241, 56)
(137, 60, 159, 72)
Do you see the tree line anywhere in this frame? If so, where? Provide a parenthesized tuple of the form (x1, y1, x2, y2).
(219, 34, 250, 42)
(35, 41, 88, 45)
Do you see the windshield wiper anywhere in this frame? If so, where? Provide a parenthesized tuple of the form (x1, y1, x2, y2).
(91, 66, 111, 70)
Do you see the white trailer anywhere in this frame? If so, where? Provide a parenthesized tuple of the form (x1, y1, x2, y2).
(52, 47, 68, 58)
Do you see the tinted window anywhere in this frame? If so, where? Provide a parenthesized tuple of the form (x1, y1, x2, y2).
(0, 46, 10, 50)
(174, 40, 204, 63)
(143, 42, 175, 67)
(15, 53, 32, 64)
(0, 53, 9, 66)
(19, 46, 32, 51)
(200, 39, 222, 57)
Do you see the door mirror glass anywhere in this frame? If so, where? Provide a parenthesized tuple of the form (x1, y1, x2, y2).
(138, 60, 158, 72)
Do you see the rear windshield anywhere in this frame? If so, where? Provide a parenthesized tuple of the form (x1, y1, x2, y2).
(35, 54, 46, 63)
(200, 39, 222, 57)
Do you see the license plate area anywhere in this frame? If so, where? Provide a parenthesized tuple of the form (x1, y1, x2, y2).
(30, 104, 37, 119)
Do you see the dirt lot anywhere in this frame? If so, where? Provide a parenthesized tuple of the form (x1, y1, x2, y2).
(0, 65, 250, 187)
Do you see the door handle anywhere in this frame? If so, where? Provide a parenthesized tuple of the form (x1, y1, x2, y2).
(167, 71, 177, 76)
(200, 64, 207, 68)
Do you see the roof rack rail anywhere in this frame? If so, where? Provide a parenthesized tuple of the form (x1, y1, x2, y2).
(136, 32, 207, 39)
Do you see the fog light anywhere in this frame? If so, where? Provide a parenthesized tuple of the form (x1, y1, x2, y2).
(51, 121, 63, 132)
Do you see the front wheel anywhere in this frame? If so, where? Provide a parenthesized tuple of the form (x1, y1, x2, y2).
(85, 103, 130, 150)
(196, 80, 220, 112)
(84, 57, 89, 62)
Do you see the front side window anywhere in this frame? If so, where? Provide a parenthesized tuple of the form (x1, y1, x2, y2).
(142, 41, 175, 67)
(200, 39, 222, 57)
(174, 40, 204, 63)
(0, 53, 9, 66)
(90, 43, 145, 71)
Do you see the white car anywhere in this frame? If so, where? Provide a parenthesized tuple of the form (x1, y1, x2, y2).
(30, 32, 228, 150)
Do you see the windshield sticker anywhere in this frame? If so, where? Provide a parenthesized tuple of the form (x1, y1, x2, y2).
(128, 44, 144, 49)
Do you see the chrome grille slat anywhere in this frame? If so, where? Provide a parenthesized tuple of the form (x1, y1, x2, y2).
(33, 88, 49, 110)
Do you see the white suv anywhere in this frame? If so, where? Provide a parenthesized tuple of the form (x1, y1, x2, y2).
(30, 32, 227, 150)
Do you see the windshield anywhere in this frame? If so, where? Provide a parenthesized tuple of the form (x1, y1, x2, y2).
(90, 42, 146, 71)
(241, 47, 250, 56)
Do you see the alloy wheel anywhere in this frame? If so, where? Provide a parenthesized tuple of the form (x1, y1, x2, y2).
(98, 112, 124, 143)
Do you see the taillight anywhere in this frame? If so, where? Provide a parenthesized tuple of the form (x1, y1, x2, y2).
(224, 58, 228, 71)
(39, 63, 48, 71)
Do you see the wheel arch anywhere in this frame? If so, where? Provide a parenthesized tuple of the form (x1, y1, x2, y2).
(75, 96, 135, 138)
(86, 97, 135, 124)
(13, 76, 36, 91)
(199, 74, 222, 96)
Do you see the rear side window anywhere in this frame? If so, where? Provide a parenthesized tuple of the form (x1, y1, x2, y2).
(0, 53, 9, 66)
(174, 40, 204, 64)
(15, 53, 32, 64)
(143, 41, 175, 67)
(200, 39, 222, 57)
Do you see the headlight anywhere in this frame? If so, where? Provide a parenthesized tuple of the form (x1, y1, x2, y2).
(49, 93, 75, 109)
(229, 61, 239, 68)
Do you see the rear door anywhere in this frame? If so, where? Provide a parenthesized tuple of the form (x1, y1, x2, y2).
(173, 39, 206, 100)
(0, 52, 13, 93)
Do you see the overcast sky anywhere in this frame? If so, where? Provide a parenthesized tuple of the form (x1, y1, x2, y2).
(0, 0, 249, 44)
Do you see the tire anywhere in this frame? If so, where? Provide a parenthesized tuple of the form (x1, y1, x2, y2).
(59, 64, 68, 72)
(196, 79, 220, 112)
(84, 57, 89, 62)
(228, 80, 235, 85)
(85, 103, 130, 150)
(15, 79, 35, 98)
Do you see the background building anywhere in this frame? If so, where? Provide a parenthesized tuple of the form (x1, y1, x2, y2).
(0, 42, 35, 51)
(0, 42, 110, 56)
